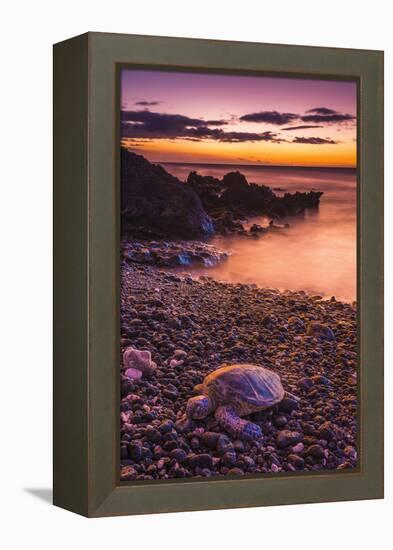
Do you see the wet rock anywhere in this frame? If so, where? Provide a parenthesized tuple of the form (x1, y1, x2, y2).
(216, 434, 234, 455)
(307, 322, 335, 341)
(277, 430, 303, 448)
(121, 465, 137, 480)
(128, 442, 143, 461)
(189, 453, 213, 470)
(287, 454, 305, 469)
(175, 416, 195, 433)
(292, 442, 305, 454)
(146, 426, 161, 442)
(311, 375, 331, 386)
(233, 440, 245, 453)
(159, 419, 175, 433)
(307, 444, 325, 459)
(279, 397, 299, 414)
(273, 415, 288, 427)
(298, 377, 313, 391)
(169, 448, 188, 464)
(221, 452, 237, 467)
(121, 150, 213, 239)
(318, 421, 336, 441)
(227, 467, 244, 476)
(120, 259, 357, 480)
(201, 432, 219, 450)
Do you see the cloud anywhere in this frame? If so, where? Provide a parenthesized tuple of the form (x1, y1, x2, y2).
(306, 107, 338, 115)
(301, 107, 355, 124)
(292, 136, 338, 145)
(214, 130, 283, 143)
(121, 108, 351, 145)
(206, 119, 228, 126)
(135, 100, 161, 106)
(121, 110, 280, 142)
(239, 110, 299, 125)
(240, 107, 355, 126)
(121, 110, 229, 138)
(282, 124, 323, 131)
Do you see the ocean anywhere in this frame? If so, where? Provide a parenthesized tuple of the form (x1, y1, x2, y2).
(161, 163, 357, 303)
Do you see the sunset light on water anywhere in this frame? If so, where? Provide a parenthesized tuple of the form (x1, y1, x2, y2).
(119, 67, 358, 482)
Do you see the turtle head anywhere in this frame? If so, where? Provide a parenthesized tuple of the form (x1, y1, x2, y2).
(186, 395, 213, 419)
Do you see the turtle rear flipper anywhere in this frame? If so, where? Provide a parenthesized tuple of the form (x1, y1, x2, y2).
(215, 405, 262, 441)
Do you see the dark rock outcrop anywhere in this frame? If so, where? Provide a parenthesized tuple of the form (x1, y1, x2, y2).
(121, 150, 213, 239)
(186, 169, 323, 233)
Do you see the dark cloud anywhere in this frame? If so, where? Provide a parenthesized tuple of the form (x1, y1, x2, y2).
(282, 124, 323, 131)
(240, 107, 355, 126)
(135, 100, 161, 106)
(301, 106, 355, 124)
(206, 119, 228, 126)
(306, 107, 338, 115)
(121, 110, 208, 133)
(121, 110, 280, 143)
(239, 110, 299, 125)
(292, 136, 338, 145)
(215, 130, 283, 143)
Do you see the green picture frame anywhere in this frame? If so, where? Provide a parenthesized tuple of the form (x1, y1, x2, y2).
(53, 32, 383, 517)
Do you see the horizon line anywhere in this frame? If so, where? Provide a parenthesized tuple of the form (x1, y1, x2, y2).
(153, 159, 357, 170)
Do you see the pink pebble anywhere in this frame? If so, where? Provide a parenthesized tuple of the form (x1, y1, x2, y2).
(292, 443, 304, 453)
(125, 367, 142, 380)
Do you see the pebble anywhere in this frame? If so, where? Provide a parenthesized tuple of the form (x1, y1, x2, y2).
(287, 454, 305, 469)
(292, 442, 305, 454)
(279, 397, 299, 414)
(277, 430, 303, 448)
(189, 453, 213, 469)
(169, 448, 188, 463)
(221, 452, 237, 467)
(216, 434, 234, 455)
(120, 261, 358, 481)
(201, 432, 219, 449)
(307, 444, 325, 459)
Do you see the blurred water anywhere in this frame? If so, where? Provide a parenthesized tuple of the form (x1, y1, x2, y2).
(162, 163, 357, 303)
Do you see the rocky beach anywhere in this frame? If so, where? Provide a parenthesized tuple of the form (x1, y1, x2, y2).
(120, 261, 357, 481)
(119, 150, 357, 482)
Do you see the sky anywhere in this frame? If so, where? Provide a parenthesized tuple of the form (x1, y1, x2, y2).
(120, 69, 357, 168)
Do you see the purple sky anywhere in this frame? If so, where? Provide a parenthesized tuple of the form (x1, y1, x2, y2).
(120, 69, 357, 166)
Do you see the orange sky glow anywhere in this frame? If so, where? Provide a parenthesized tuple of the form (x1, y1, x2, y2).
(121, 70, 357, 168)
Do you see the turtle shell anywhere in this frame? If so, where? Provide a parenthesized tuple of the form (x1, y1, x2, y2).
(203, 364, 285, 416)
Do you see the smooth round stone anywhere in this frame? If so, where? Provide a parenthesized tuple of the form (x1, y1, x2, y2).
(307, 444, 325, 459)
(273, 415, 288, 427)
(276, 430, 303, 448)
(125, 367, 142, 380)
(189, 453, 213, 469)
(221, 451, 237, 467)
(279, 397, 299, 414)
(227, 467, 244, 476)
(287, 454, 305, 469)
(201, 432, 219, 449)
(169, 448, 188, 464)
(292, 442, 305, 454)
(216, 434, 234, 455)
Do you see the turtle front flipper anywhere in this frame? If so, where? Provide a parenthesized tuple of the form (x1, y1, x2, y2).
(284, 391, 300, 402)
(215, 406, 262, 441)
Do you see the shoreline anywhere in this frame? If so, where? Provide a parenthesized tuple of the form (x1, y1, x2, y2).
(121, 237, 356, 305)
(120, 261, 357, 481)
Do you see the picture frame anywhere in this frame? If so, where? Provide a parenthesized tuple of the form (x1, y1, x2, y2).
(53, 32, 383, 517)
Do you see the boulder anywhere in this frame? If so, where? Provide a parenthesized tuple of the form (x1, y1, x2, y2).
(121, 150, 213, 238)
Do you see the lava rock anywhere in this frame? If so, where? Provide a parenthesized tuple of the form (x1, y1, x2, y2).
(277, 430, 303, 449)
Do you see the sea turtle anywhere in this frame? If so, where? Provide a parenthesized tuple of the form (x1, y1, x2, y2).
(186, 364, 296, 440)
